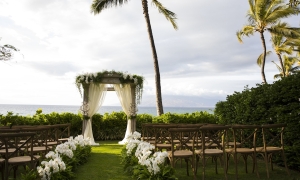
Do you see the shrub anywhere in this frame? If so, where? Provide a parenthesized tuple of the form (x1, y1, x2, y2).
(214, 72, 300, 170)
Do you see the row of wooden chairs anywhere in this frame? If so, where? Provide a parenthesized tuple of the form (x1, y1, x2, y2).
(141, 123, 289, 180)
(0, 123, 71, 180)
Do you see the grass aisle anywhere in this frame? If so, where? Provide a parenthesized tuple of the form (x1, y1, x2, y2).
(74, 141, 130, 180)
(74, 141, 300, 180)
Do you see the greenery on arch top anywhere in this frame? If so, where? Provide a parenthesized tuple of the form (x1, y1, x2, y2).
(75, 70, 144, 104)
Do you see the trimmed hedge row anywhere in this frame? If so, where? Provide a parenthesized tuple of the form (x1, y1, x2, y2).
(214, 72, 300, 171)
(0, 110, 216, 141)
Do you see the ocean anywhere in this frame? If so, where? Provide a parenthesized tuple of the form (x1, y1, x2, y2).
(0, 104, 214, 116)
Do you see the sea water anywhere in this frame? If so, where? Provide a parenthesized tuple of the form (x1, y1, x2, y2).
(0, 104, 214, 116)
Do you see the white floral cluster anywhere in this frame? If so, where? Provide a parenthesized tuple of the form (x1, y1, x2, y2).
(122, 72, 138, 84)
(76, 71, 140, 85)
(69, 135, 91, 147)
(142, 151, 168, 175)
(37, 135, 91, 180)
(126, 131, 141, 155)
(37, 155, 66, 180)
(76, 72, 97, 84)
(125, 131, 168, 175)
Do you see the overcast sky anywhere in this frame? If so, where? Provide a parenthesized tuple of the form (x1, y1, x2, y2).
(0, 0, 299, 107)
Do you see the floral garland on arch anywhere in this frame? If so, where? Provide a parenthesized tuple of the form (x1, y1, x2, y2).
(75, 70, 144, 104)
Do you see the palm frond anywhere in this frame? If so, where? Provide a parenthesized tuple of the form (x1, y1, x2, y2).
(274, 73, 283, 79)
(248, 0, 258, 24)
(269, 25, 300, 38)
(272, 60, 283, 71)
(236, 26, 255, 43)
(257, 51, 272, 67)
(151, 0, 177, 30)
(266, 6, 300, 23)
(91, 0, 128, 14)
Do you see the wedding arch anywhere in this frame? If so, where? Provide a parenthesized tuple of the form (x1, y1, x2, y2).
(75, 70, 144, 145)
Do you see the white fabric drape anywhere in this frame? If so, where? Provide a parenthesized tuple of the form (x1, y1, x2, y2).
(114, 84, 133, 144)
(84, 83, 107, 145)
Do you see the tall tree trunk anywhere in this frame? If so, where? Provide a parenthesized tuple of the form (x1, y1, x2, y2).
(260, 32, 267, 84)
(277, 53, 286, 77)
(141, 0, 164, 115)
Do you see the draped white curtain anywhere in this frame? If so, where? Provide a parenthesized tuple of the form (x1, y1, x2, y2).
(84, 83, 107, 145)
(113, 84, 133, 144)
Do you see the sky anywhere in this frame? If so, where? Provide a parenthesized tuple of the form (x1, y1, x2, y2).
(0, 0, 299, 107)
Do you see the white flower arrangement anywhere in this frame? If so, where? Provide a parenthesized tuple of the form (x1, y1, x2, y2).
(37, 135, 91, 180)
(125, 131, 169, 175)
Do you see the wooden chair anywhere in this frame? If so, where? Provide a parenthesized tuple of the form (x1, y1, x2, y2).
(40, 125, 59, 147)
(141, 123, 159, 144)
(55, 123, 71, 144)
(195, 125, 229, 180)
(257, 123, 289, 179)
(0, 158, 4, 180)
(0, 129, 22, 159)
(168, 127, 198, 179)
(179, 124, 206, 149)
(0, 132, 40, 180)
(23, 127, 51, 158)
(225, 124, 260, 179)
(153, 124, 178, 151)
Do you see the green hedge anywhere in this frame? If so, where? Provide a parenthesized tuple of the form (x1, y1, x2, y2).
(0, 110, 216, 141)
(214, 72, 300, 171)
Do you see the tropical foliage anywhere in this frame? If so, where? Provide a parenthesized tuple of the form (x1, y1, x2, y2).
(236, 0, 300, 83)
(270, 22, 300, 78)
(272, 55, 300, 78)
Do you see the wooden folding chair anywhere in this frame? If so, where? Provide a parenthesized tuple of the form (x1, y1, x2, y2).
(23, 127, 51, 158)
(257, 123, 289, 179)
(141, 123, 158, 144)
(0, 158, 4, 180)
(0, 132, 40, 180)
(153, 124, 178, 151)
(225, 124, 260, 179)
(56, 123, 71, 144)
(168, 127, 198, 179)
(196, 125, 229, 180)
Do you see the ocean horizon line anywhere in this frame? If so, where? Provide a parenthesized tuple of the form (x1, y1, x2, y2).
(0, 103, 215, 108)
(0, 104, 215, 116)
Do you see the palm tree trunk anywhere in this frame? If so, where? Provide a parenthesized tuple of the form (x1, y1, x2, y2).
(260, 32, 267, 84)
(141, 0, 164, 115)
(277, 53, 286, 77)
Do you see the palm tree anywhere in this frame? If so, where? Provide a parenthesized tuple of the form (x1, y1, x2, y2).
(91, 0, 178, 116)
(270, 22, 298, 77)
(272, 55, 300, 79)
(237, 0, 300, 84)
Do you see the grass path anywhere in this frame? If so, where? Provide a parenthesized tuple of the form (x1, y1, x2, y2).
(74, 141, 300, 180)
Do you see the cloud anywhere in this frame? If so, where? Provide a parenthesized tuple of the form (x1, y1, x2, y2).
(0, 0, 298, 106)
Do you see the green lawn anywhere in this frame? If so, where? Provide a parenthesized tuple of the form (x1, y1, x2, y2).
(74, 141, 300, 180)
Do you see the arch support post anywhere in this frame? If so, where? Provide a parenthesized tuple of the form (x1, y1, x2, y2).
(81, 83, 89, 136)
